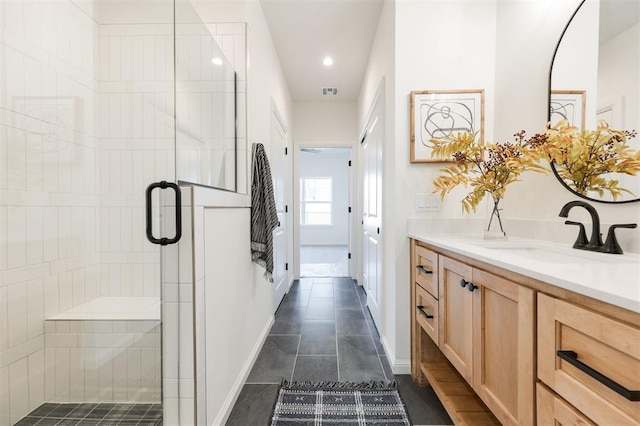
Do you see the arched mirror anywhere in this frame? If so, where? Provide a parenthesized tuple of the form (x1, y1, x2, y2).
(549, 0, 640, 203)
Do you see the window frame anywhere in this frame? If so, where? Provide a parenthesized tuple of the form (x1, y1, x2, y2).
(300, 176, 333, 227)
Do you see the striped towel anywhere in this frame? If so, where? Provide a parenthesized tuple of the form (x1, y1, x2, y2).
(251, 143, 279, 282)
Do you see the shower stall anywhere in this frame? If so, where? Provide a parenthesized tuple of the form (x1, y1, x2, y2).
(0, 0, 245, 423)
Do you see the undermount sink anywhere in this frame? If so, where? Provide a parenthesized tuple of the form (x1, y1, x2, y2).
(488, 246, 586, 264)
(469, 240, 637, 264)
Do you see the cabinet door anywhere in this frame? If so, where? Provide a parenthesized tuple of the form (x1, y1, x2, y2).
(472, 269, 535, 426)
(537, 383, 596, 426)
(438, 255, 473, 383)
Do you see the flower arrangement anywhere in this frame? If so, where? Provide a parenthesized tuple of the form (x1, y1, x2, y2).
(428, 120, 640, 237)
(542, 119, 640, 200)
(429, 130, 551, 237)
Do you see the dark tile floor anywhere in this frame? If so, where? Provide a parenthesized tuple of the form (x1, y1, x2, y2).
(16, 403, 161, 425)
(226, 277, 452, 425)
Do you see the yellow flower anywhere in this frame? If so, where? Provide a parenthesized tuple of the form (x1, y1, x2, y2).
(544, 119, 640, 200)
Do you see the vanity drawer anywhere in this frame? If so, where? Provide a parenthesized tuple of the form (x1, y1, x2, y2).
(538, 293, 640, 425)
(415, 283, 438, 343)
(537, 383, 596, 425)
(414, 244, 438, 298)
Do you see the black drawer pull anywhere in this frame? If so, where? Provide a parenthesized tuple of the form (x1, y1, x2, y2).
(417, 305, 434, 319)
(557, 350, 640, 401)
(416, 265, 432, 275)
(460, 279, 469, 288)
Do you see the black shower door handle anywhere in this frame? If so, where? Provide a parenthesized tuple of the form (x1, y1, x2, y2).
(145, 181, 182, 245)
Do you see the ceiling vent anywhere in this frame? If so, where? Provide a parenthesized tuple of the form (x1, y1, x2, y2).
(322, 87, 339, 96)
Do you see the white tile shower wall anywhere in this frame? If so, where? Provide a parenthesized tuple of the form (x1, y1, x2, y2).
(97, 23, 174, 299)
(0, 0, 100, 423)
(43, 320, 161, 403)
(161, 187, 196, 425)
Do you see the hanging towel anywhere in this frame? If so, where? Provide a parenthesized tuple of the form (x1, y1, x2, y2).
(251, 143, 279, 282)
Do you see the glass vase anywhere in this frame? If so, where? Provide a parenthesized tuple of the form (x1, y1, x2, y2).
(483, 197, 507, 240)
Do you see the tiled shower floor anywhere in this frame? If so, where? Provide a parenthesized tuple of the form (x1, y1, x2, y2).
(15, 403, 161, 425)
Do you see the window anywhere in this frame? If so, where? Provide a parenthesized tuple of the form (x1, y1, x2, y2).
(301, 177, 332, 225)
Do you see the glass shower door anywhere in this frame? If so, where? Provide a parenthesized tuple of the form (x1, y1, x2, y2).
(0, 0, 185, 424)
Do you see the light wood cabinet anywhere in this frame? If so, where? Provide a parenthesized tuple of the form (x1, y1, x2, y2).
(411, 239, 534, 425)
(438, 255, 535, 425)
(415, 243, 438, 297)
(410, 238, 640, 425)
(538, 293, 640, 425)
(410, 240, 439, 386)
(537, 383, 596, 425)
(411, 240, 499, 424)
(439, 255, 474, 383)
(471, 268, 535, 426)
(415, 283, 439, 344)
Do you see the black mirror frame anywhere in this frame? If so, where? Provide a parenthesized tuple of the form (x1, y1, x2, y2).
(548, 0, 640, 204)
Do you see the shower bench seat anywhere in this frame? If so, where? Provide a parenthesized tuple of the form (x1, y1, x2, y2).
(44, 297, 162, 403)
(47, 296, 161, 321)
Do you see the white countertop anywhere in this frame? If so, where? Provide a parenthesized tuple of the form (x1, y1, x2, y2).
(409, 232, 640, 314)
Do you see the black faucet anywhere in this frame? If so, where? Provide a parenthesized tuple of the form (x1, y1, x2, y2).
(559, 200, 603, 249)
(559, 200, 637, 254)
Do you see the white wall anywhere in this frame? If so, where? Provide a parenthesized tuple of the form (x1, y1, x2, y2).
(598, 22, 640, 198)
(299, 149, 350, 246)
(493, 0, 640, 254)
(551, 0, 599, 129)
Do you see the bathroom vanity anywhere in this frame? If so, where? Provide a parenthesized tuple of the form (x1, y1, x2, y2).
(408, 234, 640, 426)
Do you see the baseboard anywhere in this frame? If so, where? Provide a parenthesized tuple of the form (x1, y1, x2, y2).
(380, 335, 411, 375)
(213, 315, 275, 426)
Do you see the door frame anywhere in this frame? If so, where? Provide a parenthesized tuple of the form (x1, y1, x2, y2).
(269, 99, 292, 309)
(357, 80, 384, 326)
(293, 144, 356, 280)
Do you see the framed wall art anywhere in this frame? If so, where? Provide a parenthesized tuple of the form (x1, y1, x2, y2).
(550, 90, 586, 129)
(410, 89, 484, 163)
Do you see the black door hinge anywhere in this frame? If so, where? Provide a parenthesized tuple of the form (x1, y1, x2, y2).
(285, 147, 288, 155)
(285, 205, 288, 213)
(285, 263, 289, 271)
(348, 253, 351, 259)
(348, 160, 352, 167)
(348, 207, 351, 213)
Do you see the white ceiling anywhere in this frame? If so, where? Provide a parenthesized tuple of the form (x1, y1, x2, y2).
(260, 0, 384, 102)
(599, 0, 639, 44)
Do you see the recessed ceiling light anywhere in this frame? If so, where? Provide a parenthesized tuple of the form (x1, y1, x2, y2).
(323, 57, 333, 67)
(212, 57, 223, 65)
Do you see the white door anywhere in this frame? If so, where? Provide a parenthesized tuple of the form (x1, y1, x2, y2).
(361, 88, 383, 328)
(271, 106, 289, 311)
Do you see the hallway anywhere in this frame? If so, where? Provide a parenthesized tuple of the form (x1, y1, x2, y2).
(299, 246, 349, 277)
(226, 277, 452, 425)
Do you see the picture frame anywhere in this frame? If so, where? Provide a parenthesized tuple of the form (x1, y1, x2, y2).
(410, 89, 484, 163)
(550, 90, 586, 130)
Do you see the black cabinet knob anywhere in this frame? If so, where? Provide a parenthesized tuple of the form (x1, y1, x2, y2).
(459, 278, 477, 291)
